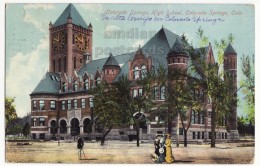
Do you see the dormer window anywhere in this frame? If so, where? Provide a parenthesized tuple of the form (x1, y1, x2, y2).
(62, 82, 67, 92)
(141, 65, 147, 78)
(73, 80, 78, 91)
(133, 66, 140, 79)
(84, 79, 89, 90)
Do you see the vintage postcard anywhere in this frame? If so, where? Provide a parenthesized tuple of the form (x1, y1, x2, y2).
(4, 2, 255, 164)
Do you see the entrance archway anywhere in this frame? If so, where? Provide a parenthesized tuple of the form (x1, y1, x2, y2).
(50, 120, 57, 134)
(83, 118, 92, 133)
(60, 120, 67, 134)
(70, 118, 80, 136)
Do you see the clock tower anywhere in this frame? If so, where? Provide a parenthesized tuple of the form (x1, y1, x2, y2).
(49, 4, 92, 77)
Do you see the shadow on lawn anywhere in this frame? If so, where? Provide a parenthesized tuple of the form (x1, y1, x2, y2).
(79, 158, 98, 160)
(174, 160, 194, 163)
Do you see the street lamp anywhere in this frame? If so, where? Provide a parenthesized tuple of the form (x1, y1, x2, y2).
(89, 97, 94, 140)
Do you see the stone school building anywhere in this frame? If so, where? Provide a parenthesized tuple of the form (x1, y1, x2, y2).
(30, 4, 239, 142)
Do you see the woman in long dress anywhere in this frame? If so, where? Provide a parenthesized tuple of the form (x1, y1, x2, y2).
(165, 134, 174, 163)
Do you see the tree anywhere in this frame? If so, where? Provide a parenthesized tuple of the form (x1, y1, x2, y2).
(188, 28, 238, 147)
(90, 82, 123, 145)
(5, 97, 17, 136)
(115, 72, 155, 147)
(22, 122, 30, 138)
(241, 54, 255, 126)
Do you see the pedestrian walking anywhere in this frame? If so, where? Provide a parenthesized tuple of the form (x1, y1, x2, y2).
(77, 136, 86, 159)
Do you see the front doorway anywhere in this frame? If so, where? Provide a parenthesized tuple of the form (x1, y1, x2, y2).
(70, 118, 80, 136)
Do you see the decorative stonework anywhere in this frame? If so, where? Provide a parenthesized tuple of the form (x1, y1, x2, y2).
(67, 109, 81, 123)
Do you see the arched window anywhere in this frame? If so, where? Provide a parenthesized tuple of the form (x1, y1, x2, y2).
(84, 78, 89, 90)
(141, 65, 147, 78)
(58, 58, 61, 72)
(73, 80, 78, 91)
(60, 120, 67, 134)
(64, 57, 66, 72)
(74, 57, 76, 69)
(62, 82, 67, 92)
(133, 66, 139, 79)
(96, 77, 101, 85)
(53, 60, 56, 72)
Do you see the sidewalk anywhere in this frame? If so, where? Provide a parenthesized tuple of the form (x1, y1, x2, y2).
(5, 140, 254, 164)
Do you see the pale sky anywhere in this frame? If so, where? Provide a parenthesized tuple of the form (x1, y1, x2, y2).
(4, 3, 255, 117)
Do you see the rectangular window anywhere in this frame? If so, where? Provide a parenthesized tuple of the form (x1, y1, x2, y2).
(81, 99, 86, 108)
(192, 132, 196, 139)
(68, 100, 71, 109)
(198, 112, 201, 124)
(197, 132, 200, 139)
(155, 116, 159, 121)
(209, 132, 212, 139)
(33, 118, 37, 126)
(160, 86, 165, 100)
(208, 112, 212, 118)
(39, 117, 45, 126)
(39, 133, 45, 140)
(62, 101, 66, 110)
(222, 133, 224, 139)
(138, 88, 143, 96)
(201, 111, 205, 124)
(179, 128, 183, 135)
(89, 98, 94, 108)
(225, 133, 227, 139)
(133, 89, 138, 98)
(39, 100, 45, 110)
(154, 86, 159, 100)
(32, 134, 36, 139)
(202, 132, 204, 139)
(33, 101, 37, 109)
(74, 99, 78, 109)
(50, 101, 56, 110)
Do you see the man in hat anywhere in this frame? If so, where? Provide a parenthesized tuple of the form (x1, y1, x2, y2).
(77, 136, 84, 159)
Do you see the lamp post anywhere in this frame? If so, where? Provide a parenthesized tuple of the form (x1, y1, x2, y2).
(90, 97, 94, 141)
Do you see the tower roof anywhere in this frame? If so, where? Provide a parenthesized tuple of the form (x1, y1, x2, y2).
(136, 45, 143, 55)
(224, 43, 237, 55)
(53, 3, 88, 28)
(167, 38, 187, 56)
(103, 53, 120, 67)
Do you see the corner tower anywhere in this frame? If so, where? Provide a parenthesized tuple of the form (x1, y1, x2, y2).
(224, 43, 239, 139)
(49, 4, 93, 77)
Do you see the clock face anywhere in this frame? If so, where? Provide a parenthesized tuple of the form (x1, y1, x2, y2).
(75, 33, 88, 51)
(52, 32, 66, 50)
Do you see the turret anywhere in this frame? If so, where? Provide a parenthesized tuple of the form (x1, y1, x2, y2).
(167, 38, 188, 76)
(102, 53, 121, 84)
(224, 43, 239, 138)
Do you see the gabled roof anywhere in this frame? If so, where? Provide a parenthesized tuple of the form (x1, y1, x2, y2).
(103, 53, 120, 67)
(53, 4, 88, 28)
(224, 43, 237, 55)
(31, 72, 60, 95)
(141, 27, 182, 68)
